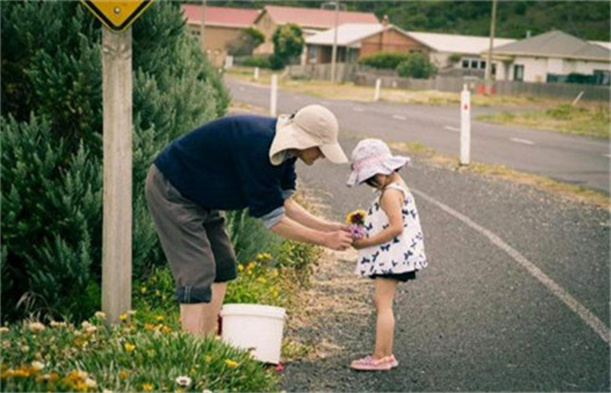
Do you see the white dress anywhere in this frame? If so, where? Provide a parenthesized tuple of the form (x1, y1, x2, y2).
(356, 182, 427, 277)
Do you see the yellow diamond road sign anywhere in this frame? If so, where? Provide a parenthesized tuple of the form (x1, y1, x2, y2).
(81, 0, 154, 32)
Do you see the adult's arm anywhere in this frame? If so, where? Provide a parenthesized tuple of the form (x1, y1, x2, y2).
(270, 215, 352, 251)
(283, 198, 347, 232)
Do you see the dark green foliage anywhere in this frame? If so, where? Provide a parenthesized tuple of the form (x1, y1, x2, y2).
(272, 24, 305, 69)
(358, 52, 411, 70)
(236, 55, 273, 69)
(396, 53, 437, 79)
(226, 27, 265, 56)
(1, 0, 229, 323)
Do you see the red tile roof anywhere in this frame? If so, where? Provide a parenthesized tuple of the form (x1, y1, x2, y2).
(181, 4, 260, 28)
(259, 5, 379, 29)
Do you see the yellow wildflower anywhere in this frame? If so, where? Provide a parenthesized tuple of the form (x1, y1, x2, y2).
(162, 325, 172, 334)
(140, 286, 147, 294)
(271, 269, 279, 278)
(119, 370, 129, 380)
(237, 264, 244, 272)
(155, 289, 161, 296)
(144, 323, 155, 331)
(151, 275, 158, 282)
(225, 359, 239, 368)
(124, 343, 135, 352)
(257, 277, 267, 284)
(155, 315, 164, 322)
(94, 311, 106, 320)
(118, 313, 128, 321)
(204, 355, 212, 363)
(142, 383, 154, 392)
(247, 262, 256, 270)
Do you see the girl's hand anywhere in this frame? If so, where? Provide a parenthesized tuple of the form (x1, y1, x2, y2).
(352, 238, 368, 250)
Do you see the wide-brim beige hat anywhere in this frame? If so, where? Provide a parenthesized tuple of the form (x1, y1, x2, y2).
(270, 105, 348, 166)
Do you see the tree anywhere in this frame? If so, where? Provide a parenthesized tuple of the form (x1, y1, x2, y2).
(1, 1, 229, 323)
(271, 24, 304, 69)
(226, 27, 265, 57)
(396, 53, 437, 79)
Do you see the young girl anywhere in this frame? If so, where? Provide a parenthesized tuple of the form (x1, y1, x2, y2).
(346, 138, 427, 371)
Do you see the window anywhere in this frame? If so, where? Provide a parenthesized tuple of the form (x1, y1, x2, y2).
(479, 60, 486, 69)
(462, 59, 470, 68)
(594, 70, 610, 85)
(514, 65, 524, 81)
(470, 59, 479, 69)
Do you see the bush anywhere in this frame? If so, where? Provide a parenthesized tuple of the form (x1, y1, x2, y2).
(236, 55, 272, 69)
(358, 52, 411, 69)
(226, 27, 265, 56)
(396, 53, 438, 79)
(1, 1, 229, 323)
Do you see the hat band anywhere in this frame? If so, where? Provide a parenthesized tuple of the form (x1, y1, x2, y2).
(352, 153, 389, 170)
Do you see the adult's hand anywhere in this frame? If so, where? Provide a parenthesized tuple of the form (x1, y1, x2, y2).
(324, 230, 353, 251)
(327, 222, 351, 233)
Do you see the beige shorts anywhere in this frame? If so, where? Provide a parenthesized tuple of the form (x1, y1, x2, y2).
(145, 164, 237, 304)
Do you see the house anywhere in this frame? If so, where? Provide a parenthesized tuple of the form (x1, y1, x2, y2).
(181, 4, 260, 67)
(483, 30, 611, 84)
(305, 20, 428, 65)
(404, 32, 516, 72)
(253, 5, 379, 55)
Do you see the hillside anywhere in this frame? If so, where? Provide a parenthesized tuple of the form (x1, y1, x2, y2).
(202, 1, 610, 41)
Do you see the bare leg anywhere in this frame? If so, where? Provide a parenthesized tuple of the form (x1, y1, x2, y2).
(180, 282, 228, 336)
(373, 277, 398, 359)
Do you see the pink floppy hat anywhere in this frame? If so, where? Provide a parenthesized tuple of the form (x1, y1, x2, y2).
(346, 139, 410, 187)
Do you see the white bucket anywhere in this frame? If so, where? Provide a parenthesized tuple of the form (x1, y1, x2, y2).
(220, 303, 286, 364)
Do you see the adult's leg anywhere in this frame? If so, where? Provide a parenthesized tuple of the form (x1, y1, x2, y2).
(373, 277, 398, 359)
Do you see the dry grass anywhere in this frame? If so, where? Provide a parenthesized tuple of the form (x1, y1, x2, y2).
(390, 142, 611, 209)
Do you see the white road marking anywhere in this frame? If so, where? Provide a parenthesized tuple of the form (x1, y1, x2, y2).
(392, 115, 407, 120)
(353, 107, 364, 112)
(444, 126, 460, 132)
(603, 154, 611, 158)
(412, 188, 610, 344)
(511, 138, 535, 145)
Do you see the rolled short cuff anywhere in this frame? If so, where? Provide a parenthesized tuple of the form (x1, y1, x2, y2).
(175, 286, 212, 304)
(261, 206, 286, 229)
(215, 261, 237, 283)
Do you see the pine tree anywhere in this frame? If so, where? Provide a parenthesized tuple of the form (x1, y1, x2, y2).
(1, 0, 229, 322)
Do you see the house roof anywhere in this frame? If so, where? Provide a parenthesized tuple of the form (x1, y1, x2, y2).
(589, 41, 611, 51)
(406, 32, 516, 55)
(181, 4, 260, 28)
(306, 23, 386, 47)
(490, 30, 610, 62)
(257, 5, 379, 30)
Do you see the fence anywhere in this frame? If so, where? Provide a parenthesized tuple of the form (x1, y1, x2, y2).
(286, 63, 610, 102)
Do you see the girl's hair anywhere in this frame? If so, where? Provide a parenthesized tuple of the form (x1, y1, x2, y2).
(363, 168, 401, 188)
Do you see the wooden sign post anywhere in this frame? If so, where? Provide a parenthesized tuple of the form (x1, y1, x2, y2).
(81, 0, 153, 323)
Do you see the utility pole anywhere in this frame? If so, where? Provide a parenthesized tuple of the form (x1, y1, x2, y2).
(330, 0, 339, 83)
(200, 0, 206, 52)
(485, 0, 497, 96)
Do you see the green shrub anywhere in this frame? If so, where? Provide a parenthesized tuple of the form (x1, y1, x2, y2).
(1, 1, 228, 323)
(271, 23, 304, 69)
(358, 52, 411, 69)
(237, 55, 272, 69)
(396, 53, 437, 79)
(0, 315, 279, 392)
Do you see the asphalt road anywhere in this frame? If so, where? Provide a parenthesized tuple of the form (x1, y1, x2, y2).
(225, 76, 610, 194)
(224, 78, 611, 391)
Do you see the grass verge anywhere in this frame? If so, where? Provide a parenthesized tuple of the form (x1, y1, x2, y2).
(477, 104, 610, 139)
(389, 141, 610, 209)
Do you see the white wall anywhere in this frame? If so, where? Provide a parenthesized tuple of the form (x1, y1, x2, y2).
(503, 56, 610, 82)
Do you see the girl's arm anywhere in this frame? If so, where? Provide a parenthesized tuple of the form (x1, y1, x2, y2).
(353, 189, 404, 249)
(284, 198, 348, 232)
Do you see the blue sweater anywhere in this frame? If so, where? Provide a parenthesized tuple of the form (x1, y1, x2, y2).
(155, 115, 297, 218)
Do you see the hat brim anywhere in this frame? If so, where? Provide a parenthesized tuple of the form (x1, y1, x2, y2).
(270, 115, 348, 165)
(320, 142, 348, 164)
(346, 156, 410, 187)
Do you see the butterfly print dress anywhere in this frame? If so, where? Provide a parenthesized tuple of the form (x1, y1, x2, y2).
(356, 182, 427, 277)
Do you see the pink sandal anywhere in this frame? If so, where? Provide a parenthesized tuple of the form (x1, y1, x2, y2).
(350, 355, 392, 371)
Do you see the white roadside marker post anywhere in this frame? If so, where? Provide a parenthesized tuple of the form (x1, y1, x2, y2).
(460, 84, 471, 166)
(270, 74, 278, 116)
(254, 67, 259, 81)
(374, 78, 381, 101)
